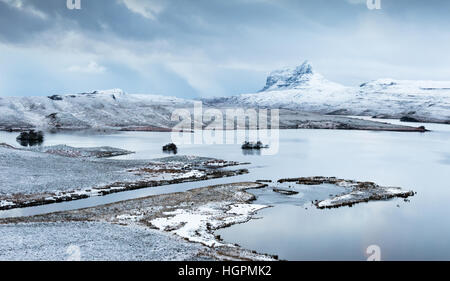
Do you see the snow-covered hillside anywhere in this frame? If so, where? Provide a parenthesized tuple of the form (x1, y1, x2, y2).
(0, 62, 447, 132)
(205, 61, 450, 124)
(0, 89, 193, 131)
(0, 87, 422, 132)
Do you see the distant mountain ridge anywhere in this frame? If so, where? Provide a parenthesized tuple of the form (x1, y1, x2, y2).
(204, 61, 450, 124)
(0, 61, 448, 132)
(0, 86, 428, 132)
(0, 89, 193, 131)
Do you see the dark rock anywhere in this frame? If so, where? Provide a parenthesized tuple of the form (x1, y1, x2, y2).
(162, 143, 178, 154)
(48, 95, 63, 101)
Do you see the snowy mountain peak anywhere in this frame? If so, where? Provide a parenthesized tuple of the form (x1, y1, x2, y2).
(295, 60, 314, 75)
(260, 61, 344, 92)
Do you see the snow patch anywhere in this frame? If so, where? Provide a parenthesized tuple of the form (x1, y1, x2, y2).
(226, 203, 266, 215)
(0, 200, 15, 208)
(149, 202, 267, 247)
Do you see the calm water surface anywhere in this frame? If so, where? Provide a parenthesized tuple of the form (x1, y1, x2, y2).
(0, 119, 449, 260)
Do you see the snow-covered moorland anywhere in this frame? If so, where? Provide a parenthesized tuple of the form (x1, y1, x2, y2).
(0, 182, 277, 261)
(0, 89, 194, 131)
(0, 222, 207, 261)
(0, 144, 248, 211)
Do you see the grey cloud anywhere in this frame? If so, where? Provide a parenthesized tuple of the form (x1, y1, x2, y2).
(1, 0, 450, 97)
(0, 1, 50, 43)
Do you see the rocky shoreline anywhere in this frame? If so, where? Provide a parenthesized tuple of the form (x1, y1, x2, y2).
(277, 176, 415, 209)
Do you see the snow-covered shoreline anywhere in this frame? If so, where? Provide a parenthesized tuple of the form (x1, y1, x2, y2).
(0, 182, 277, 261)
(277, 176, 415, 209)
(0, 167, 417, 260)
(149, 202, 268, 247)
(0, 143, 248, 211)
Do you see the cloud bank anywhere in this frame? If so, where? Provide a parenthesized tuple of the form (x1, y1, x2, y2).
(0, 0, 450, 97)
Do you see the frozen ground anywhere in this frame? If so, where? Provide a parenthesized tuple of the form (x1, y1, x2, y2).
(0, 144, 247, 210)
(31, 144, 134, 158)
(0, 176, 415, 260)
(0, 222, 207, 261)
(0, 145, 144, 195)
(1, 182, 277, 261)
(149, 202, 267, 247)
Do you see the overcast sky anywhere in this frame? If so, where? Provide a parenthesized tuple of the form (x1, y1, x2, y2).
(1, 0, 450, 98)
